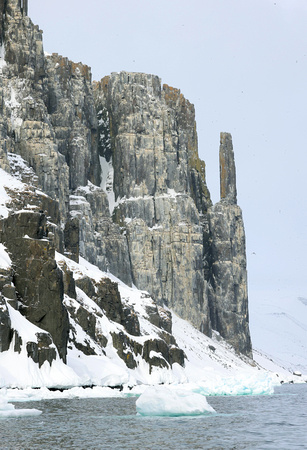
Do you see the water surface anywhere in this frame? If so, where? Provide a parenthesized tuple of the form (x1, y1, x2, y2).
(1, 383, 306, 449)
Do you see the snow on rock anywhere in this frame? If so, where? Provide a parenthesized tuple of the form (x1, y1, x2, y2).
(99, 156, 115, 214)
(7, 152, 38, 184)
(0, 304, 80, 389)
(136, 385, 216, 417)
(172, 310, 253, 379)
(0, 44, 6, 72)
(57, 253, 186, 387)
(0, 168, 25, 218)
(1, 248, 301, 392)
(0, 245, 302, 393)
(0, 244, 11, 269)
(171, 310, 279, 394)
(0, 347, 81, 390)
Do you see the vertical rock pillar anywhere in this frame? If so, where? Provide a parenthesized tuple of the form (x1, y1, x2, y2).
(207, 133, 252, 357)
(0, 0, 5, 45)
(220, 132, 237, 204)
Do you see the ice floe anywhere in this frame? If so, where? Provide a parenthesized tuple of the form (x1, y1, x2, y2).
(0, 390, 42, 418)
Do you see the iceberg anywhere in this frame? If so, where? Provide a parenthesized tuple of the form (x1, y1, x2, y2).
(136, 386, 216, 417)
(0, 391, 42, 418)
(194, 374, 275, 396)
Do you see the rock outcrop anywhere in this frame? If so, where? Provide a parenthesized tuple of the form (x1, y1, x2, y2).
(0, 0, 252, 374)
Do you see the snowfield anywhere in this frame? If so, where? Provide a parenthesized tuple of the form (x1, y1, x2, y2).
(249, 290, 307, 375)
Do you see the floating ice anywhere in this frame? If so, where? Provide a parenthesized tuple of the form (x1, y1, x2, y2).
(136, 386, 216, 417)
(0, 391, 42, 418)
(194, 373, 274, 396)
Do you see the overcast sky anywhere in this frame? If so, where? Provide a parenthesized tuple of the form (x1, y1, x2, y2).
(29, 0, 307, 302)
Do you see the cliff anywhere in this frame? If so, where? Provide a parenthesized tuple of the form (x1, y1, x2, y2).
(94, 73, 212, 336)
(0, 0, 252, 381)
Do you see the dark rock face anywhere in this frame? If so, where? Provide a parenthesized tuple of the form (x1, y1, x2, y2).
(95, 278, 124, 324)
(60, 262, 77, 299)
(76, 276, 142, 338)
(0, 212, 69, 362)
(0, 1, 5, 45)
(145, 304, 172, 334)
(0, 296, 11, 352)
(75, 276, 96, 299)
(122, 306, 140, 337)
(111, 332, 141, 369)
(26, 332, 57, 368)
(64, 217, 80, 263)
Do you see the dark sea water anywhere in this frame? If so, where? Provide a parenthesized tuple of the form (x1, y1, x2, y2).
(1, 383, 306, 449)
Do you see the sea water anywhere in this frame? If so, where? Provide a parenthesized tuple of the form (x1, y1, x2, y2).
(1, 383, 306, 449)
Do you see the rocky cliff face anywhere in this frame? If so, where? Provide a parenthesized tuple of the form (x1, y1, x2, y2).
(93, 75, 252, 357)
(94, 73, 213, 335)
(0, 0, 252, 374)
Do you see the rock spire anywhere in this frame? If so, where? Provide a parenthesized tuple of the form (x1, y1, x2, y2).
(219, 132, 237, 204)
(208, 132, 252, 357)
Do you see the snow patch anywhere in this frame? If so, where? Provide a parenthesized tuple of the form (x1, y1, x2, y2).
(0, 168, 26, 218)
(0, 244, 12, 269)
(249, 290, 307, 374)
(5, 85, 23, 133)
(99, 156, 115, 214)
(0, 44, 6, 72)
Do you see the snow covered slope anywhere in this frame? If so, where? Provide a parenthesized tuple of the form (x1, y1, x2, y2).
(0, 246, 303, 392)
(250, 290, 307, 374)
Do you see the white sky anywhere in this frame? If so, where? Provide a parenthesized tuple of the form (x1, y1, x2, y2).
(29, 0, 307, 300)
